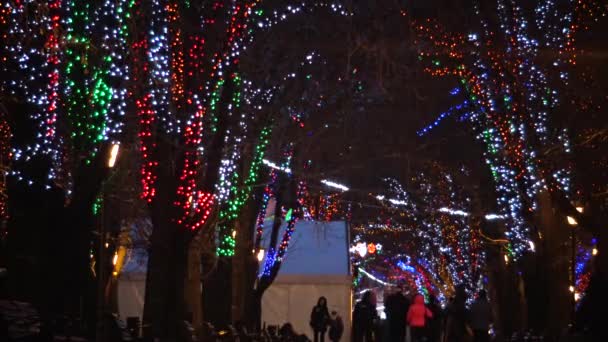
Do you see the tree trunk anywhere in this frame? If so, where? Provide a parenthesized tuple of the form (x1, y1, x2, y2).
(232, 219, 247, 323)
(143, 211, 175, 340)
(169, 229, 189, 341)
(252, 290, 263, 333)
(185, 229, 204, 328)
(199, 67, 237, 328)
(232, 198, 260, 324)
(202, 255, 233, 328)
(143, 215, 189, 341)
(65, 148, 110, 336)
(143, 136, 184, 341)
(536, 191, 570, 336)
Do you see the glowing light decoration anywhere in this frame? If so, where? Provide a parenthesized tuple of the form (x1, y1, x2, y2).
(256, 144, 295, 266)
(1, 0, 354, 252)
(64, 0, 114, 161)
(574, 245, 593, 304)
(320, 179, 349, 192)
(168, 1, 346, 235)
(438, 207, 469, 217)
(275, 199, 300, 262)
(217, 122, 273, 256)
(147, 0, 173, 133)
(216, 72, 245, 204)
(254, 169, 276, 252)
(417, 101, 470, 136)
(262, 159, 292, 174)
(411, 0, 601, 257)
(377, 172, 485, 301)
(3, 0, 134, 187)
(7, 0, 64, 184)
(97, 0, 132, 141)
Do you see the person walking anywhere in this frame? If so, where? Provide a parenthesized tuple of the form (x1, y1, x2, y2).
(426, 295, 442, 342)
(385, 287, 409, 342)
(328, 311, 344, 342)
(469, 290, 492, 342)
(406, 294, 433, 342)
(311, 297, 331, 342)
(353, 291, 378, 342)
(445, 286, 470, 342)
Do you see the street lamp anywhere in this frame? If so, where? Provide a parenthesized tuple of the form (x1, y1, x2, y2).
(108, 144, 120, 168)
(98, 143, 119, 342)
(528, 240, 535, 252)
(257, 249, 265, 262)
(566, 207, 581, 326)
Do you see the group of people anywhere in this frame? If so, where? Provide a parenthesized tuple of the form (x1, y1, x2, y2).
(352, 285, 492, 342)
(310, 297, 345, 342)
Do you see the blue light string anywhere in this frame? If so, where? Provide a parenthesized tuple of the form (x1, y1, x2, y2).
(449, 87, 461, 96)
(261, 248, 276, 277)
(417, 100, 470, 136)
(397, 260, 417, 274)
(575, 247, 592, 286)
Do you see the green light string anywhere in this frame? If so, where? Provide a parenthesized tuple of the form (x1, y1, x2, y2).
(232, 73, 242, 110)
(92, 195, 102, 215)
(208, 78, 225, 134)
(216, 72, 250, 257)
(216, 72, 243, 199)
(89, 68, 111, 143)
(217, 123, 273, 257)
(64, 0, 130, 162)
(64, 0, 95, 155)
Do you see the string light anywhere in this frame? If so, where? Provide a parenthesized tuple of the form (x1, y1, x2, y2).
(217, 122, 273, 256)
(417, 101, 470, 136)
(262, 159, 292, 174)
(6, 0, 64, 184)
(320, 179, 349, 192)
(411, 0, 602, 257)
(378, 172, 485, 301)
(438, 207, 469, 217)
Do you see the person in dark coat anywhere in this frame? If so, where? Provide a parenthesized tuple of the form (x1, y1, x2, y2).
(445, 286, 470, 342)
(426, 295, 442, 342)
(310, 296, 330, 342)
(353, 291, 378, 342)
(328, 311, 344, 342)
(469, 290, 492, 342)
(384, 287, 409, 342)
(280, 323, 298, 341)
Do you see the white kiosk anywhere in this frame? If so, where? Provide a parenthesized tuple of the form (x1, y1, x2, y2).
(261, 220, 352, 341)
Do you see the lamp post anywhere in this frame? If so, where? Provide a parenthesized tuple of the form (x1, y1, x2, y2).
(97, 144, 119, 342)
(567, 206, 582, 326)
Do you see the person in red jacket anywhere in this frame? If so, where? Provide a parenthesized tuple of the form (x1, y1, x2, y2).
(406, 294, 433, 342)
